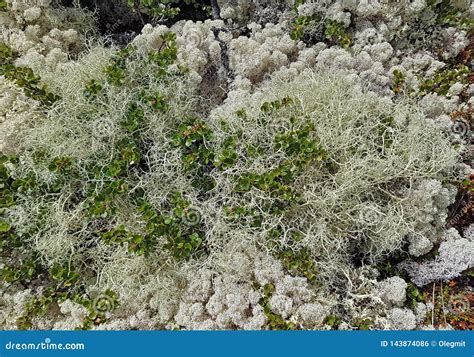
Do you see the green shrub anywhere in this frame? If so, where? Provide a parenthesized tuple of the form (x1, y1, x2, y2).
(324, 19, 351, 48)
(290, 14, 351, 48)
(259, 283, 297, 330)
(418, 65, 470, 96)
(0, 43, 60, 106)
(429, 0, 474, 32)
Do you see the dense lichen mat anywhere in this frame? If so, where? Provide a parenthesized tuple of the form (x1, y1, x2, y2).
(0, 0, 473, 330)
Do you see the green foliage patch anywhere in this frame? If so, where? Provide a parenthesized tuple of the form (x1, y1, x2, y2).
(16, 259, 119, 330)
(428, 0, 474, 32)
(418, 65, 470, 96)
(0, 43, 60, 106)
(290, 13, 351, 48)
(259, 283, 297, 330)
(236, 122, 327, 203)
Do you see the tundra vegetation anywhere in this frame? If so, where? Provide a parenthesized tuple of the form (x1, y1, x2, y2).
(0, 0, 472, 330)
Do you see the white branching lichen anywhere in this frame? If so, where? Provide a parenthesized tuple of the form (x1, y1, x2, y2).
(0, 0, 472, 331)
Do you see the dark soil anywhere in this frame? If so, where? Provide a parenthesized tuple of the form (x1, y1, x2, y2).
(60, 0, 211, 40)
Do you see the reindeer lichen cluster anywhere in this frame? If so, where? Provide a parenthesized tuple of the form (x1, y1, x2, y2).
(0, 0, 471, 331)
